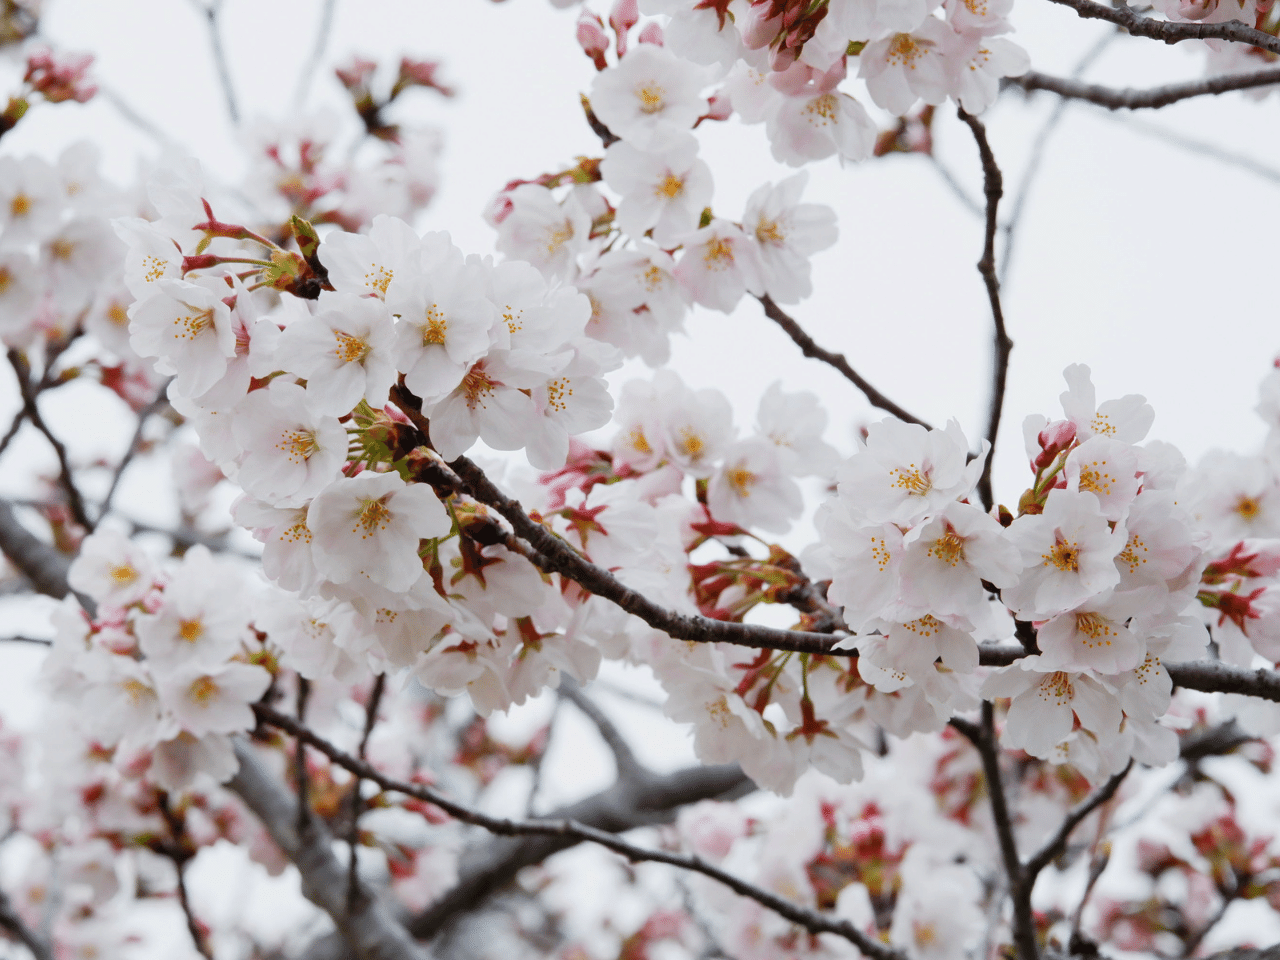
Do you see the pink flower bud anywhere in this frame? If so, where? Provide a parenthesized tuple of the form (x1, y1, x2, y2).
(637, 21, 664, 45)
(1033, 419, 1077, 471)
(396, 58, 455, 97)
(610, 0, 640, 56)
(24, 46, 96, 104)
(577, 10, 610, 70)
(740, 4, 784, 49)
(335, 56, 377, 92)
(704, 90, 733, 121)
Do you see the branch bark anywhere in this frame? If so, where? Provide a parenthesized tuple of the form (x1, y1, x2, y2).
(226, 738, 429, 960)
(755, 295, 933, 429)
(1008, 64, 1280, 110)
(956, 110, 1012, 513)
(1045, 0, 1280, 56)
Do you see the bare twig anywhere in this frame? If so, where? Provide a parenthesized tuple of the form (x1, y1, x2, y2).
(8, 350, 94, 531)
(158, 793, 214, 960)
(955, 111, 1012, 512)
(296, 676, 312, 833)
(755, 295, 932, 429)
(929, 153, 986, 218)
(1099, 111, 1280, 186)
(256, 705, 901, 960)
(0, 499, 91, 612)
(1045, 0, 1280, 56)
(0, 635, 51, 645)
(346, 673, 385, 915)
(443, 451, 855, 657)
(227, 738, 429, 960)
(1009, 63, 1280, 110)
(95, 84, 180, 148)
(98, 381, 172, 519)
(952, 705, 1039, 960)
(189, 0, 240, 124)
(1167, 659, 1280, 701)
(0, 887, 53, 960)
(0, 407, 24, 458)
(1024, 761, 1131, 879)
(293, 0, 338, 109)
(524, 697, 560, 816)
(559, 677, 643, 782)
(1001, 29, 1117, 285)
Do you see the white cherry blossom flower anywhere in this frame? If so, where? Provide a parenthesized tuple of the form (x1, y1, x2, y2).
(673, 219, 764, 312)
(276, 291, 398, 416)
(128, 276, 235, 398)
(600, 136, 713, 245)
(755, 382, 840, 478)
(134, 546, 251, 673)
(157, 662, 271, 737)
(318, 213, 431, 300)
(307, 471, 451, 592)
(68, 527, 156, 609)
(231, 381, 349, 505)
(1036, 587, 1157, 674)
(765, 89, 877, 165)
(494, 184, 591, 281)
(982, 659, 1122, 758)
(945, 33, 1030, 114)
(1060, 363, 1155, 444)
(860, 19, 952, 116)
(742, 172, 837, 304)
(1002, 490, 1125, 619)
(1063, 435, 1142, 522)
(589, 43, 708, 149)
(706, 438, 802, 532)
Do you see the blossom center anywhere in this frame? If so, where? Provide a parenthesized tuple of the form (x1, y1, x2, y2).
(422, 305, 448, 345)
(333, 329, 370, 364)
(0, 267, 10, 293)
(892, 464, 932, 495)
(143, 255, 167, 284)
(803, 94, 837, 125)
(629, 428, 652, 454)
(178, 618, 204, 643)
(728, 466, 756, 498)
(356, 496, 393, 536)
(1042, 536, 1080, 572)
(703, 236, 735, 269)
(1074, 611, 1116, 647)
(277, 428, 319, 463)
(122, 678, 150, 705)
(546, 377, 573, 413)
(927, 527, 965, 566)
(1077, 460, 1115, 496)
(462, 363, 498, 409)
(188, 675, 220, 705)
(1236, 495, 1261, 520)
(51, 239, 74, 261)
(1119, 533, 1147, 572)
(655, 173, 684, 199)
(10, 193, 30, 217)
(109, 562, 138, 586)
(901, 614, 942, 637)
(364, 264, 393, 296)
(676, 427, 705, 460)
(755, 217, 785, 245)
(635, 82, 666, 114)
(887, 34, 928, 67)
(1038, 671, 1074, 705)
(175, 307, 215, 341)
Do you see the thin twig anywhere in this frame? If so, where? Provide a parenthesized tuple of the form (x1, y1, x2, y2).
(524, 697, 560, 816)
(1010, 62, 1280, 110)
(190, 0, 240, 125)
(8, 350, 94, 531)
(1001, 29, 1117, 286)
(1182, 872, 1243, 957)
(158, 793, 214, 960)
(0, 635, 51, 645)
(1100, 111, 1280, 186)
(755, 295, 932, 429)
(955, 111, 1012, 512)
(560, 677, 643, 782)
(1046, 0, 1280, 56)
(1024, 761, 1131, 879)
(0, 408, 24, 458)
(296, 676, 312, 833)
(293, 0, 338, 109)
(929, 153, 986, 218)
(254, 704, 904, 960)
(95, 84, 180, 148)
(952, 705, 1039, 960)
(98, 380, 171, 520)
(441, 450, 855, 657)
(346, 673, 386, 915)
(0, 887, 53, 960)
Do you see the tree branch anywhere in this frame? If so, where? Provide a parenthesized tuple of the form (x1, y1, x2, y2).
(292, 0, 338, 109)
(0, 887, 53, 960)
(1167, 659, 1280, 701)
(0, 499, 92, 611)
(1009, 64, 1280, 110)
(157, 792, 214, 960)
(1045, 0, 1280, 57)
(1024, 761, 1131, 880)
(952, 704, 1039, 960)
(955, 110, 1012, 513)
(755, 295, 932, 429)
(559, 677, 643, 782)
(189, 0, 240, 125)
(255, 705, 900, 960)
(227, 737, 429, 960)
(8, 349, 94, 531)
(347, 673, 386, 914)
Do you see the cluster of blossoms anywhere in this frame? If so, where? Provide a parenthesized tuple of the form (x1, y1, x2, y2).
(812, 365, 1211, 782)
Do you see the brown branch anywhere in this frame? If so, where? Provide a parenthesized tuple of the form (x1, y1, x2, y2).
(1045, 0, 1280, 56)
(8, 349, 94, 531)
(1009, 64, 1280, 110)
(158, 792, 214, 960)
(559, 677, 643, 782)
(227, 738, 429, 960)
(952, 704, 1039, 960)
(1024, 761, 1131, 879)
(0, 887, 52, 960)
(189, 0, 240, 124)
(255, 705, 902, 960)
(347, 673, 386, 915)
(956, 110, 1012, 513)
(0, 499, 93, 612)
(1167, 659, 1280, 701)
(755, 295, 932, 429)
